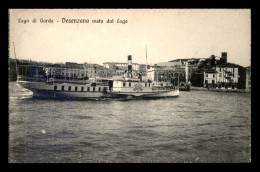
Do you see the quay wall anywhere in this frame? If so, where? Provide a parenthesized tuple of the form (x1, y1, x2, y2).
(190, 86, 251, 93)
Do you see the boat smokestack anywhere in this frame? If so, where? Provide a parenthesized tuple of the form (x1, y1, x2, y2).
(128, 55, 132, 71)
(127, 55, 132, 78)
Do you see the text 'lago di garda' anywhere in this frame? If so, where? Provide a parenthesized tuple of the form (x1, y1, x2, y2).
(18, 18, 128, 24)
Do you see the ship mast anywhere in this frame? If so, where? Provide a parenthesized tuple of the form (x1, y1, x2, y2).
(145, 45, 148, 77)
(178, 72, 179, 89)
(185, 61, 188, 83)
(13, 42, 19, 81)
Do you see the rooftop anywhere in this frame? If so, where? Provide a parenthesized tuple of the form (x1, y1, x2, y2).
(216, 63, 242, 68)
(169, 58, 208, 62)
(103, 62, 141, 65)
(205, 70, 218, 73)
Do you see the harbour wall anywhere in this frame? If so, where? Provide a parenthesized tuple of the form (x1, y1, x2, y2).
(190, 86, 251, 93)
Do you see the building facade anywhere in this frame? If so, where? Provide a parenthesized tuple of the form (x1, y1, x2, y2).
(103, 62, 142, 71)
(147, 65, 187, 85)
(203, 70, 218, 87)
(204, 63, 240, 89)
(246, 66, 251, 91)
(43, 62, 116, 80)
(148, 62, 194, 84)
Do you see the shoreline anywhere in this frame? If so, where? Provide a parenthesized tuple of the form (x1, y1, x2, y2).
(190, 86, 251, 93)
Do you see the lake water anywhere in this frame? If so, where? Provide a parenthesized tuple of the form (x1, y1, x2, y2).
(8, 82, 251, 163)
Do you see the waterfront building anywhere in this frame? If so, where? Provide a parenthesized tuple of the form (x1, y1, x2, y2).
(158, 58, 207, 67)
(147, 65, 186, 86)
(204, 63, 243, 89)
(246, 66, 251, 91)
(155, 52, 236, 88)
(103, 62, 149, 77)
(84, 63, 115, 78)
(43, 62, 116, 80)
(17, 65, 45, 81)
(139, 64, 148, 75)
(152, 61, 194, 84)
(203, 69, 218, 88)
(216, 64, 239, 89)
(65, 62, 83, 68)
(9, 58, 62, 81)
(44, 65, 86, 80)
(103, 62, 142, 71)
(190, 52, 230, 87)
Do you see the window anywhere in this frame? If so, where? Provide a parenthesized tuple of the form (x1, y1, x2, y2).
(219, 73, 221, 77)
(213, 74, 215, 78)
(68, 86, 71, 91)
(81, 87, 84, 92)
(129, 83, 131, 87)
(145, 83, 147, 87)
(98, 87, 101, 92)
(93, 87, 95, 92)
(61, 86, 64, 91)
(206, 74, 208, 77)
(75, 86, 78, 91)
(54, 85, 57, 91)
(220, 68, 222, 72)
(123, 82, 126, 87)
(87, 87, 90, 92)
(149, 83, 150, 87)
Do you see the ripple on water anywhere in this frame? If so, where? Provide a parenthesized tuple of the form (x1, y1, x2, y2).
(8, 82, 251, 163)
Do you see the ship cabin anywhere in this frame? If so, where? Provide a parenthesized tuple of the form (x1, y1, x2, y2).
(53, 83, 109, 93)
(89, 77, 109, 87)
(152, 81, 176, 90)
(109, 78, 153, 93)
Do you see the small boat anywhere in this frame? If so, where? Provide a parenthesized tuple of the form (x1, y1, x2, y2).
(179, 82, 191, 91)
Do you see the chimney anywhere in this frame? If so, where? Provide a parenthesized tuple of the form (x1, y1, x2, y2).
(221, 52, 227, 63)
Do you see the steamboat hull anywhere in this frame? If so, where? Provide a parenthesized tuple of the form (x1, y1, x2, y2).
(142, 89, 179, 98)
(108, 92, 157, 97)
(17, 81, 109, 100)
(17, 81, 179, 100)
(108, 89, 179, 98)
(31, 90, 108, 100)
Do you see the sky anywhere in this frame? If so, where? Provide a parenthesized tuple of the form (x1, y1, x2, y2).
(9, 9, 251, 67)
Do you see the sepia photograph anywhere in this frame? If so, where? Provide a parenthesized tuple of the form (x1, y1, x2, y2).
(8, 9, 251, 163)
